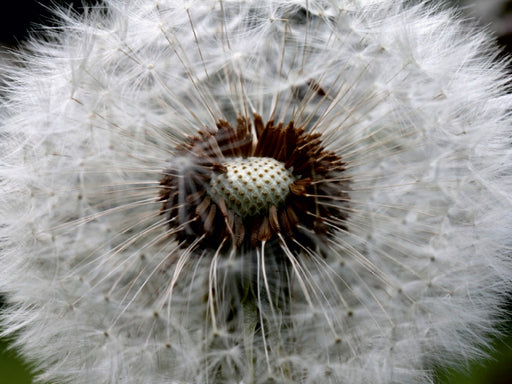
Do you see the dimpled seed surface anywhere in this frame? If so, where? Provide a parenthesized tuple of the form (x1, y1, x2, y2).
(208, 157, 295, 217)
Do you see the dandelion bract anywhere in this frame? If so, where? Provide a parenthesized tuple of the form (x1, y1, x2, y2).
(1, 1, 512, 383)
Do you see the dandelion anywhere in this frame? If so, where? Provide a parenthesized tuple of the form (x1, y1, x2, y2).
(1, 0, 512, 383)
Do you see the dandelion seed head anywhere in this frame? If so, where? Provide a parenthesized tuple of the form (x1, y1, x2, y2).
(159, 114, 348, 251)
(1, 0, 512, 383)
(207, 157, 294, 217)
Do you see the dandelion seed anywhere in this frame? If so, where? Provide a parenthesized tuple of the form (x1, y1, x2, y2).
(1, 1, 512, 383)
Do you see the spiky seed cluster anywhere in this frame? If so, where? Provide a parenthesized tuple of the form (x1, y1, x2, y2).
(159, 114, 349, 250)
(2, 1, 512, 384)
(208, 157, 295, 218)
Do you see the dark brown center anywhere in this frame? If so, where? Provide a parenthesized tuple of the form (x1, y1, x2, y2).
(159, 114, 349, 252)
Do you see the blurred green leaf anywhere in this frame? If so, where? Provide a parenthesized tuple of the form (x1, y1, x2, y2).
(0, 338, 34, 384)
(436, 332, 512, 384)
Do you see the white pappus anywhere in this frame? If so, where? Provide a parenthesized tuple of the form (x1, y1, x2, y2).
(1, 0, 512, 383)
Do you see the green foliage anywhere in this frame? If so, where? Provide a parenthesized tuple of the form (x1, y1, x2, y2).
(0, 338, 33, 384)
(435, 333, 512, 384)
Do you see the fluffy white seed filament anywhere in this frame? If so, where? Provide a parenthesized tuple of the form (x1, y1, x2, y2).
(208, 157, 295, 217)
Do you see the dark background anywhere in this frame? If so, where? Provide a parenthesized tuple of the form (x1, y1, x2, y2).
(0, 1, 101, 47)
